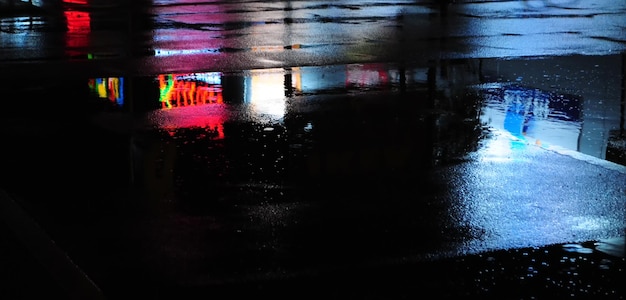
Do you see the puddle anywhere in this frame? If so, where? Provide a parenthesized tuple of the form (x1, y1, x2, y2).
(2, 2, 625, 297)
(79, 56, 626, 167)
(0, 54, 625, 297)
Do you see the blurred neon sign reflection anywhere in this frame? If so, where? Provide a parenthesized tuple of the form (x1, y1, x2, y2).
(157, 72, 226, 139)
(88, 77, 124, 106)
(159, 73, 223, 109)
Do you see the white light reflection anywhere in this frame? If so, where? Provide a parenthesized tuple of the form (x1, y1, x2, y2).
(245, 68, 287, 119)
(479, 85, 582, 155)
(447, 129, 624, 257)
(478, 129, 526, 163)
(154, 48, 219, 56)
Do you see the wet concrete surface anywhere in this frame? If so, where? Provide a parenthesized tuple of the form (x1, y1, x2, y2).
(1, 65, 624, 299)
(1, 0, 625, 299)
(1, 0, 626, 74)
(2, 204, 623, 300)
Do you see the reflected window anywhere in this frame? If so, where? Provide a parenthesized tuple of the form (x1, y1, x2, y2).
(245, 69, 286, 118)
(479, 84, 582, 152)
(88, 77, 124, 107)
(346, 64, 390, 89)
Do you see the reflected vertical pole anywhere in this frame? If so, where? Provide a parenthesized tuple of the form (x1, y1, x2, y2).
(284, 68, 293, 98)
(127, 77, 135, 188)
(619, 54, 626, 137)
(606, 53, 626, 165)
(399, 67, 406, 94)
(127, 2, 135, 188)
(427, 61, 437, 109)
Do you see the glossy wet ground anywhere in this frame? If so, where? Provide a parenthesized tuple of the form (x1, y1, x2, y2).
(1, 1, 625, 299)
(1, 212, 623, 299)
(1, 61, 625, 299)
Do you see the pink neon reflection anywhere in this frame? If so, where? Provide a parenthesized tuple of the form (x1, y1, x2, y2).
(157, 73, 226, 139)
(158, 105, 227, 140)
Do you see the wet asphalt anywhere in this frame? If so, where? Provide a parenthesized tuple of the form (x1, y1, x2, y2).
(1, 77, 624, 300)
(1, 0, 625, 299)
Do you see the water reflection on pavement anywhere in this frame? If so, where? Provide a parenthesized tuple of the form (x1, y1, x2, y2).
(2, 1, 626, 298)
(0, 56, 624, 299)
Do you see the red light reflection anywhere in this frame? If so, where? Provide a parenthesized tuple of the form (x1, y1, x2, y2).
(159, 106, 227, 140)
(64, 10, 90, 34)
(64, 0, 91, 57)
(346, 64, 390, 88)
(158, 73, 226, 139)
(158, 74, 223, 109)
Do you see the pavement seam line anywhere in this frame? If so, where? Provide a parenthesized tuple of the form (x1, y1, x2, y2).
(0, 189, 107, 300)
